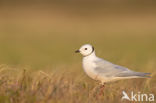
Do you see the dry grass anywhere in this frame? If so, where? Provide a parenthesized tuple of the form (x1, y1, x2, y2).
(0, 64, 155, 103)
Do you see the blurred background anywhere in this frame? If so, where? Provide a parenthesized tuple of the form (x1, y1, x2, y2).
(0, 0, 156, 70)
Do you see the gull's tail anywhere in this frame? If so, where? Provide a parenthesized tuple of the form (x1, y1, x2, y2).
(136, 72, 151, 78)
(116, 71, 151, 78)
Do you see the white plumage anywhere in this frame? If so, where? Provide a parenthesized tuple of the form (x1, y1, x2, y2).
(75, 44, 151, 84)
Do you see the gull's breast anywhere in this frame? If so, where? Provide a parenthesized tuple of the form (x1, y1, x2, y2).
(82, 58, 98, 80)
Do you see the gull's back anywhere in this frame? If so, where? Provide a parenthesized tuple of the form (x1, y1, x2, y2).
(93, 57, 151, 82)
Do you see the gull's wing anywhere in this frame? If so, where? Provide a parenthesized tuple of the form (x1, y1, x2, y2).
(94, 58, 151, 78)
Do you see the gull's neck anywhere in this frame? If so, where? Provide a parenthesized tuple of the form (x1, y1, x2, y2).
(83, 52, 97, 61)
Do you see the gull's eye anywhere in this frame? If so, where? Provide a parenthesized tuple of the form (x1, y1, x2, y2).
(85, 48, 87, 50)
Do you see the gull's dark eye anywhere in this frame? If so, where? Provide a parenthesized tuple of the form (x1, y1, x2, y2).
(85, 48, 87, 50)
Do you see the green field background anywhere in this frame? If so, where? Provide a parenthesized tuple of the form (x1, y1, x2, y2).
(0, 1, 156, 69)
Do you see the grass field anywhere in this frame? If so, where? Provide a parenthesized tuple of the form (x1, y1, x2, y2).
(0, 1, 156, 103)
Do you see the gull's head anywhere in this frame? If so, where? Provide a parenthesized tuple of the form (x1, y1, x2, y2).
(75, 44, 94, 56)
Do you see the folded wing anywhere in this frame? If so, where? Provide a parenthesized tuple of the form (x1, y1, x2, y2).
(94, 58, 151, 78)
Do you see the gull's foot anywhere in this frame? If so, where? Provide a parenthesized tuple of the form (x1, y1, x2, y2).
(99, 84, 105, 96)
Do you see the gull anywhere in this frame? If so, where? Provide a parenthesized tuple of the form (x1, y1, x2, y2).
(75, 44, 151, 87)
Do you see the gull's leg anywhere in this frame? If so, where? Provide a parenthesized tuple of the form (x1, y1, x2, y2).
(99, 82, 105, 96)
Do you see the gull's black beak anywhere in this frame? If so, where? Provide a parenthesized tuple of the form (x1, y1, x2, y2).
(75, 50, 80, 53)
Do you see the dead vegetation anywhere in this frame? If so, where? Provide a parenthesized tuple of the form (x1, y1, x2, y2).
(0, 65, 155, 103)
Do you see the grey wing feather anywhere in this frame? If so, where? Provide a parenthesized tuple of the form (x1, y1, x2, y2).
(116, 71, 151, 78)
(94, 58, 130, 77)
(94, 58, 151, 78)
